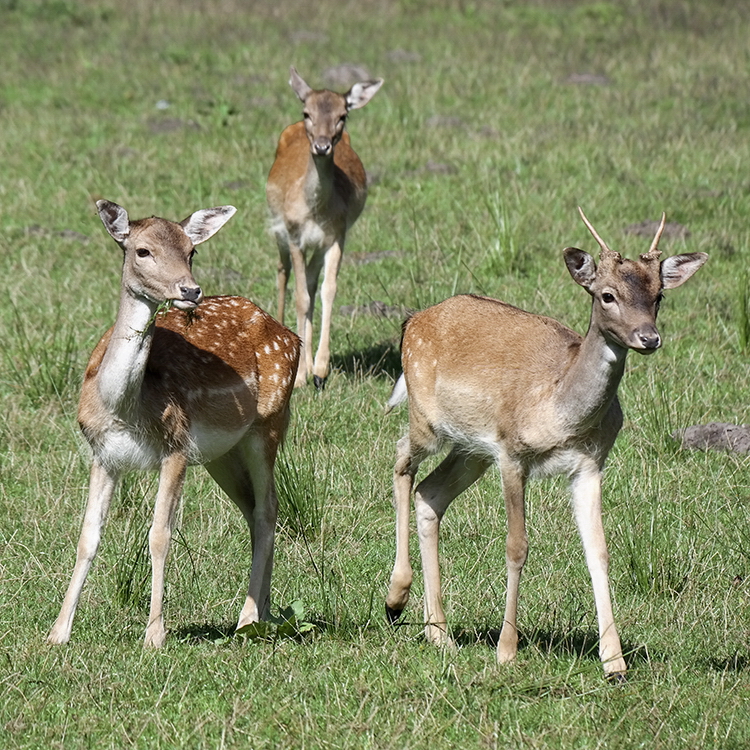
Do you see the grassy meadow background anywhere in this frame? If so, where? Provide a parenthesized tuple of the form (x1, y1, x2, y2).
(1, 0, 749, 746)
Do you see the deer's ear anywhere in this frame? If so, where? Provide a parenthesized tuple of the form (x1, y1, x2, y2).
(345, 78, 383, 111)
(289, 67, 312, 102)
(97, 200, 130, 243)
(660, 253, 708, 289)
(563, 247, 597, 291)
(180, 206, 237, 246)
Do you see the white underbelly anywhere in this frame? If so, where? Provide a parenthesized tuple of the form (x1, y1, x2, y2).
(92, 423, 248, 471)
(188, 423, 249, 463)
(94, 430, 162, 471)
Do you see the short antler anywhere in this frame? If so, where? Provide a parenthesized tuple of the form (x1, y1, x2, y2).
(640, 213, 667, 262)
(578, 206, 621, 260)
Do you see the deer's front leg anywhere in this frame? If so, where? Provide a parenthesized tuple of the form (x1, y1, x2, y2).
(276, 238, 291, 324)
(312, 240, 343, 389)
(571, 465, 626, 678)
(290, 244, 314, 387)
(145, 453, 187, 648)
(48, 462, 118, 645)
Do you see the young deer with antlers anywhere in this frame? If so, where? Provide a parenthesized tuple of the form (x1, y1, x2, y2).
(267, 67, 383, 389)
(48, 200, 300, 648)
(384, 209, 707, 678)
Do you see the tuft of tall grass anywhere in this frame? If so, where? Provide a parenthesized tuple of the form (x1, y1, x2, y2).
(617, 469, 696, 597)
(482, 190, 523, 276)
(112, 474, 155, 610)
(275, 446, 325, 541)
(1, 301, 81, 408)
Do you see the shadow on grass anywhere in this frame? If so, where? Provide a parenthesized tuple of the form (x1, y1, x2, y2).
(453, 625, 651, 669)
(331, 340, 402, 382)
(176, 618, 669, 675)
(708, 653, 749, 672)
(173, 622, 236, 644)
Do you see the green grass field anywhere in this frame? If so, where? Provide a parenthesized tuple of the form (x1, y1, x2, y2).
(1, 0, 749, 747)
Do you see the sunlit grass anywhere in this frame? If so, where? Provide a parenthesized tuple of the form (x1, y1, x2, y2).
(1, 1, 749, 748)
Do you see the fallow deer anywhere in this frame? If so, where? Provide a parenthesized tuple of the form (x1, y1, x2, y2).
(266, 66, 383, 388)
(384, 208, 707, 678)
(48, 200, 300, 647)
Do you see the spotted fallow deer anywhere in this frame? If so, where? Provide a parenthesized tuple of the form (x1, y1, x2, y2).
(266, 66, 383, 389)
(48, 200, 300, 648)
(384, 208, 708, 678)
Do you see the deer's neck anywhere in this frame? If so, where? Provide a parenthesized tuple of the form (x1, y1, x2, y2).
(304, 153, 335, 210)
(557, 323, 628, 431)
(97, 289, 160, 416)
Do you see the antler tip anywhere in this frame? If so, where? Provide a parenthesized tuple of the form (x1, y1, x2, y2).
(577, 206, 616, 257)
(644, 212, 668, 258)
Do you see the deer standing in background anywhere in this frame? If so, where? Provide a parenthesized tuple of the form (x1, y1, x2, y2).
(384, 209, 707, 678)
(267, 66, 383, 389)
(48, 200, 300, 648)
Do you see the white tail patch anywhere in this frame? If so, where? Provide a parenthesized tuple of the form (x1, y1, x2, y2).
(385, 373, 408, 413)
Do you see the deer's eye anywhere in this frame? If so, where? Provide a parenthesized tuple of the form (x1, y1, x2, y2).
(602, 292, 615, 304)
(188, 250, 196, 267)
(136, 248, 150, 258)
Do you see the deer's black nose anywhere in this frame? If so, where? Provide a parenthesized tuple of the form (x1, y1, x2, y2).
(312, 138, 333, 156)
(639, 332, 661, 350)
(180, 285, 202, 303)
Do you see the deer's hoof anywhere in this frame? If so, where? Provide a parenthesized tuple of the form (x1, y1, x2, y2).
(606, 670, 628, 686)
(385, 603, 404, 626)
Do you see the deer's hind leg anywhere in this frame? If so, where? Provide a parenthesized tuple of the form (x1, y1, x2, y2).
(414, 447, 491, 646)
(206, 434, 279, 628)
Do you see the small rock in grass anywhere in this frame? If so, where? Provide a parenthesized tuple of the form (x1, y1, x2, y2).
(564, 73, 611, 85)
(625, 220, 690, 240)
(322, 63, 372, 89)
(339, 300, 406, 318)
(672, 423, 750, 454)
